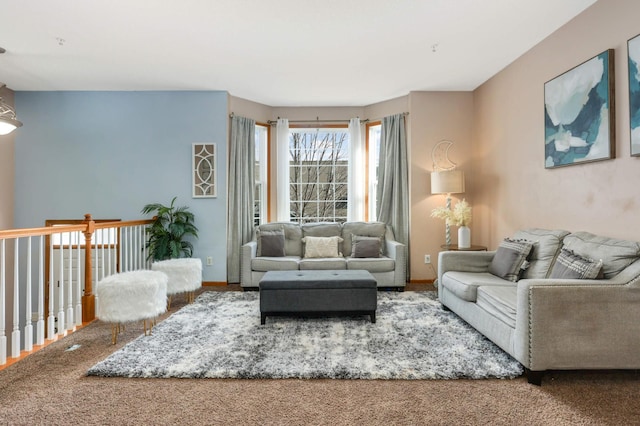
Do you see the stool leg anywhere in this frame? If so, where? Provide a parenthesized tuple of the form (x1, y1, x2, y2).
(167, 295, 173, 311)
(111, 324, 118, 345)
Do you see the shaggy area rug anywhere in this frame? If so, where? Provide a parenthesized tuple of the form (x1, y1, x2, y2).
(87, 291, 523, 380)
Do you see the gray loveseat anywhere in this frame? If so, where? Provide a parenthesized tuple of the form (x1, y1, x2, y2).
(438, 228, 640, 385)
(241, 221, 406, 290)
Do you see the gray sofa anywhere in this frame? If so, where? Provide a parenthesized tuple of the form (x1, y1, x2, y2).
(438, 228, 640, 385)
(241, 221, 406, 290)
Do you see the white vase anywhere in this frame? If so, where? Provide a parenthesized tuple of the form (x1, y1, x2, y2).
(458, 226, 471, 249)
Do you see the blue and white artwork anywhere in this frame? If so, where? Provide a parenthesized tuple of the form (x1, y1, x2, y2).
(544, 50, 614, 168)
(628, 34, 640, 156)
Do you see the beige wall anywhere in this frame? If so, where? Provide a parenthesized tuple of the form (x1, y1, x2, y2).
(473, 0, 640, 248)
(0, 86, 15, 230)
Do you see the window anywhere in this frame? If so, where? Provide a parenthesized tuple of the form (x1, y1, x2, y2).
(367, 122, 381, 221)
(254, 124, 269, 227)
(289, 127, 349, 223)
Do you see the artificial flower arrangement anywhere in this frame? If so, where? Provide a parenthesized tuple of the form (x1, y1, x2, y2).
(431, 198, 472, 227)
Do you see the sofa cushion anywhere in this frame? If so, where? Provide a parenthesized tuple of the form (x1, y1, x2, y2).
(488, 238, 534, 282)
(302, 236, 343, 258)
(549, 248, 604, 279)
(299, 258, 347, 270)
(257, 228, 285, 257)
(476, 286, 517, 328)
(257, 222, 303, 257)
(562, 232, 640, 279)
(342, 222, 386, 257)
(252, 256, 300, 272)
(301, 222, 342, 238)
(441, 271, 515, 302)
(514, 228, 570, 279)
(347, 257, 395, 273)
(351, 235, 382, 258)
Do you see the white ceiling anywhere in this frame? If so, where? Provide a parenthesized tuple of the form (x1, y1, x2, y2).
(0, 0, 596, 107)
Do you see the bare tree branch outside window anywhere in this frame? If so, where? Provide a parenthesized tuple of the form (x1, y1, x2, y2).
(289, 129, 349, 223)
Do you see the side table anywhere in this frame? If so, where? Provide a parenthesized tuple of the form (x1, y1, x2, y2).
(440, 244, 487, 251)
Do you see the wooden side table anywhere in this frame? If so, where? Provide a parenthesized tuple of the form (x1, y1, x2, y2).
(440, 244, 487, 251)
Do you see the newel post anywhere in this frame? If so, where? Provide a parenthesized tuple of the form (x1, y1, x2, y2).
(82, 214, 96, 322)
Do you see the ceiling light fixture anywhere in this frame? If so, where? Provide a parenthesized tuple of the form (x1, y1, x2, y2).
(0, 84, 23, 136)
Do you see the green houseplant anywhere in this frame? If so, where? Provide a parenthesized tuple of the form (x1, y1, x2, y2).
(141, 196, 199, 261)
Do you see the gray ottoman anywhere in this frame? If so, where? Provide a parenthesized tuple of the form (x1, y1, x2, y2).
(259, 270, 377, 324)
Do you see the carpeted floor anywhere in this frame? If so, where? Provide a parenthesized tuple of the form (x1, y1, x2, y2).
(1, 286, 639, 425)
(88, 291, 522, 379)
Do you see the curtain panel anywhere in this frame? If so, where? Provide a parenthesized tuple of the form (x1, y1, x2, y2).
(347, 118, 365, 221)
(275, 118, 290, 221)
(227, 115, 256, 283)
(376, 113, 409, 279)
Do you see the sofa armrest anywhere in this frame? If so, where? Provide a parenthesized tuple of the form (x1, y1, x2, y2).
(514, 278, 640, 370)
(241, 241, 257, 287)
(385, 239, 406, 287)
(437, 251, 496, 284)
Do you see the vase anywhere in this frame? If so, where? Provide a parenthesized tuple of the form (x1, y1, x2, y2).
(458, 226, 471, 249)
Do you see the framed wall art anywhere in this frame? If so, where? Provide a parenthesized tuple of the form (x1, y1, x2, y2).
(192, 143, 216, 198)
(628, 33, 640, 156)
(544, 49, 615, 168)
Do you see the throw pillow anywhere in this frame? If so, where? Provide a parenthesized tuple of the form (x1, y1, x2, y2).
(258, 229, 286, 257)
(351, 235, 382, 258)
(302, 236, 343, 258)
(549, 248, 603, 279)
(488, 238, 534, 282)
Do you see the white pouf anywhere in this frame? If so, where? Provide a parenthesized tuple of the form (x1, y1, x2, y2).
(96, 270, 168, 344)
(151, 258, 202, 307)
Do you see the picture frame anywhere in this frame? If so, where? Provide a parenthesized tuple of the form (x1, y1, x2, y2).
(192, 143, 216, 198)
(544, 49, 615, 168)
(628, 33, 640, 156)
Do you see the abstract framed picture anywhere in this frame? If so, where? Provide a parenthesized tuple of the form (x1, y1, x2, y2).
(628, 34, 640, 156)
(544, 49, 615, 168)
(192, 143, 216, 198)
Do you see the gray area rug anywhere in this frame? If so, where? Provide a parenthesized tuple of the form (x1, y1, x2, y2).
(87, 291, 523, 380)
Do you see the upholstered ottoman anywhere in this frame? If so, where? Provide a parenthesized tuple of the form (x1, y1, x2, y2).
(151, 258, 202, 309)
(259, 270, 377, 324)
(96, 270, 168, 344)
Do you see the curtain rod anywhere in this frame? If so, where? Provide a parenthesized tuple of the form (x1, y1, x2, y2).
(229, 112, 409, 125)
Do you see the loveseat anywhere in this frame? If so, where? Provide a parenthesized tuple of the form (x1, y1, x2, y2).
(437, 228, 640, 385)
(241, 221, 406, 290)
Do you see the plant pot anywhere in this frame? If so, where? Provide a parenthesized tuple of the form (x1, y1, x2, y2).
(458, 226, 471, 249)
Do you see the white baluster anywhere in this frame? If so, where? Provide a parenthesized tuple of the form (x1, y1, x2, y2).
(75, 231, 82, 327)
(24, 237, 33, 352)
(36, 236, 45, 345)
(1, 239, 7, 365)
(66, 234, 74, 331)
(47, 234, 55, 340)
(12, 239, 21, 358)
(57, 233, 65, 336)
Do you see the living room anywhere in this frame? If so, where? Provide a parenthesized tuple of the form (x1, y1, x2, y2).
(1, 0, 639, 423)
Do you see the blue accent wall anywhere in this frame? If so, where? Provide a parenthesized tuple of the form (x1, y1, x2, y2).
(14, 91, 228, 281)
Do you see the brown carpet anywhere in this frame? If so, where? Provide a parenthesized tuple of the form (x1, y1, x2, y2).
(1, 285, 639, 425)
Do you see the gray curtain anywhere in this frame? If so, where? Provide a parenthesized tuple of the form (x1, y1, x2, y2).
(227, 115, 255, 283)
(376, 113, 409, 279)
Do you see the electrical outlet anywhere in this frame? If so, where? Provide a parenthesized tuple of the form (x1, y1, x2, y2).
(206, 256, 213, 266)
(424, 254, 431, 264)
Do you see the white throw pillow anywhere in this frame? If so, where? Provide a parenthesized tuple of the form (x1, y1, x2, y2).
(302, 236, 343, 258)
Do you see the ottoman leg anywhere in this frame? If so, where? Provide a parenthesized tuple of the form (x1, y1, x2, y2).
(370, 311, 376, 324)
(261, 313, 267, 325)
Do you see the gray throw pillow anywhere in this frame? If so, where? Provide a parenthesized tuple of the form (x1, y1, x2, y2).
(351, 235, 381, 258)
(549, 248, 603, 279)
(488, 238, 534, 282)
(258, 229, 286, 257)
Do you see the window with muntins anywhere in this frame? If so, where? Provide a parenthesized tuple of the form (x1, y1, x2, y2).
(289, 127, 349, 223)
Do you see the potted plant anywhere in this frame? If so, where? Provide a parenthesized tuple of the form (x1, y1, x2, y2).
(141, 196, 199, 261)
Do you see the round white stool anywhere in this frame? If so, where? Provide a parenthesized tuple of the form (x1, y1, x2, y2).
(96, 270, 168, 344)
(151, 258, 202, 309)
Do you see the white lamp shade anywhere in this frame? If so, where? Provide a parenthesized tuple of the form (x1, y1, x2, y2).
(431, 170, 465, 194)
(0, 119, 20, 135)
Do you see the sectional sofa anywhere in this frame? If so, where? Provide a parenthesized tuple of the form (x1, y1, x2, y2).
(438, 228, 640, 385)
(241, 221, 406, 290)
